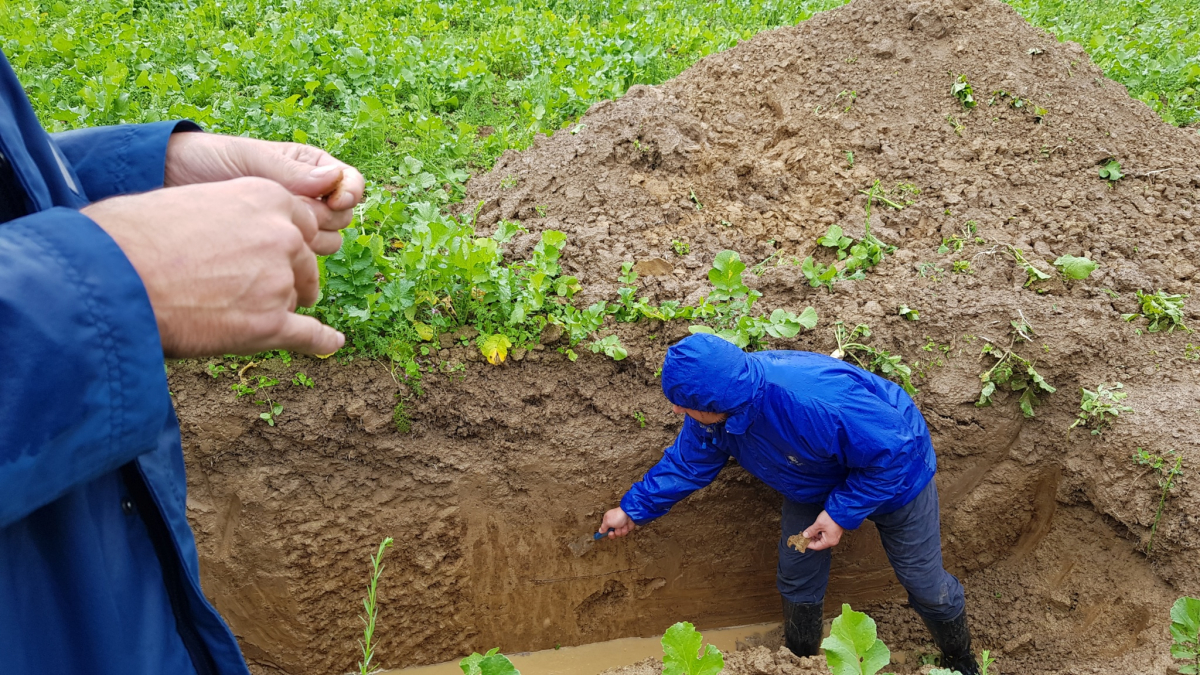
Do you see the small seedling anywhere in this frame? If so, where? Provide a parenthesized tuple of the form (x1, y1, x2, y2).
(688, 188, 704, 210)
(977, 321, 1055, 418)
(661, 622, 723, 675)
(1132, 448, 1184, 553)
(1171, 597, 1200, 674)
(257, 399, 283, 426)
(821, 604, 890, 675)
(358, 537, 395, 675)
(831, 322, 918, 395)
(915, 262, 945, 280)
(633, 411, 647, 428)
(946, 114, 965, 135)
(590, 334, 628, 360)
(1069, 382, 1132, 435)
(992, 245, 1052, 287)
(534, 204, 548, 217)
(1098, 159, 1124, 182)
(292, 372, 314, 388)
(837, 89, 857, 112)
(898, 305, 920, 321)
(499, 174, 518, 190)
(952, 260, 973, 274)
(206, 363, 227, 379)
(1053, 255, 1098, 280)
(1185, 343, 1199, 362)
(939, 222, 978, 254)
(393, 400, 411, 433)
(846, 150, 855, 167)
(671, 239, 690, 256)
(951, 74, 976, 108)
(1122, 290, 1190, 333)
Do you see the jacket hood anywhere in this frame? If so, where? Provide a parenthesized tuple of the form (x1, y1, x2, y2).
(661, 334, 763, 434)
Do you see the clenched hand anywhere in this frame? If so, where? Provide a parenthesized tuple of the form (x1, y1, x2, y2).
(82, 177, 344, 358)
(598, 507, 638, 538)
(802, 510, 845, 551)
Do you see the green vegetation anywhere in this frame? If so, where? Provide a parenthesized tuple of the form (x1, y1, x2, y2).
(1123, 290, 1191, 333)
(393, 400, 412, 433)
(1098, 159, 1125, 182)
(1186, 343, 1200, 362)
(1132, 448, 1184, 554)
(661, 622, 724, 675)
(292, 372, 315, 388)
(1173, 597, 1200, 675)
(358, 537, 394, 675)
(1005, 245, 1053, 287)
(951, 74, 977, 109)
(460, 649, 519, 675)
(821, 604, 890, 675)
(831, 322, 918, 396)
(930, 650, 995, 675)
(938, 221, 980, 255)
(1069, 382, 1132, 435)
(898, 305, 920, 321)
(976, 319, 1055, 418)
(1005, 0, 1200, 127)
(672, 240, 691, 256)
(6, 0, 1197, 379)
(633, 410, 647, 428)
(1053, 255, 1098, 280)
(802, 181, 899, 291)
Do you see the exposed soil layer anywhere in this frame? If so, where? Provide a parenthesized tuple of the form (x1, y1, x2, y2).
(175, 0, 1200, 673)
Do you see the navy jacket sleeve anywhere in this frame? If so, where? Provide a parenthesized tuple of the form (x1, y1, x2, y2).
(820, 396, 918, 530)
(0, 208, 169, 528)
(52, 121, 200, 202)
(620, 419, 730, 524)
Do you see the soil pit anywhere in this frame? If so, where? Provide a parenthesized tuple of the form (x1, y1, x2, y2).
(174, 0, 1200, 673)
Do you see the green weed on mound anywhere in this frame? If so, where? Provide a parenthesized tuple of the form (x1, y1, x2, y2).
(4, 0, 1197, 375)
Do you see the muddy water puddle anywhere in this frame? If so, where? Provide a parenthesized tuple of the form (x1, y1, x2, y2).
(386, 622, 779, 675)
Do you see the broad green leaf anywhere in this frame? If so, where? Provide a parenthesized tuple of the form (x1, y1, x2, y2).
(460, 648, 520, 675)
(661, 622, 724, 675)
(413, 322, 435, 342)
(479, 334, 512, 366)
(821, 604, 891, 675)
(797, 306, 819, 330)
(1171, 597, 1200, 643)
(708, 250, 747, 293)
(1099, 160, 1124, 181)
(1053, 255, 1098, 280)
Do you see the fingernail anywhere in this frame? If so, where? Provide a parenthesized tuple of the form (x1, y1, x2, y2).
(310, 164, 341, 177)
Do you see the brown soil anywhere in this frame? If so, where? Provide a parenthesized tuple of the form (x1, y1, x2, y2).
(173, 0, 1200, 673)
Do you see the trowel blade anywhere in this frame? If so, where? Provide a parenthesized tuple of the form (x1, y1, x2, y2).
(568, 533, 596, 557)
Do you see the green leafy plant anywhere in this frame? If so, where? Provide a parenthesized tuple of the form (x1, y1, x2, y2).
(831, 322, 917, 395)
(292, 372, 315, 388)
(1132, 448, 1184, 553)
(590, 334, 629, 360)
(952, 260, 973, 274)
(460, 649, 520, 675)
(206, 363, 227, 379)
(1171, 597, 1200, 675)
(672, 239, 691, 256)
(898, 305, 920, 321)
(1186, 343, 1200, 362)
(257, 399, 284, 427)
(689, 250, 818, 348)
(393, 401, 411, 433)
(1053, 255, 1098, 280)
(1005, 245, 1053, 287)
(1123, 289, 1191, 333)
(633, 411, 647, 428)
(1069, 382, 1132, 435)
(661, 621, 724, 675)
(1098, 159, 1125, 181)
(358, 537, 394, 675)
(938, 222, 978, 254)
(951, 74, 977, 108)
(929, 649, 995, 675)
(977, 320, 1055, 418)
(802, 182, 897, 291)
(821, 604, 891, 675)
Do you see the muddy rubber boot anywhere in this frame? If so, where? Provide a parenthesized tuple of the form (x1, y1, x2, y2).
(782, 599, 824, 657)
(922, 611, 980, 675)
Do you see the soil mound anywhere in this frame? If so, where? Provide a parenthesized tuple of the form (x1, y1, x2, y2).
(175, 0, 1200, 673)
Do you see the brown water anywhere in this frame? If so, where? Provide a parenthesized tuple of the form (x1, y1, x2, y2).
(385, 622, 779, 675)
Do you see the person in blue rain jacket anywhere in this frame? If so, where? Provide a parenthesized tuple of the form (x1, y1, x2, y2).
(0, 45, 365, 674)
(597, 333, 981, 675)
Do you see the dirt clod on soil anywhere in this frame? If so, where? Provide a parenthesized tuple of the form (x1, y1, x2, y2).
(787, 534, 811, 554)
(176, 0, 1200, 673)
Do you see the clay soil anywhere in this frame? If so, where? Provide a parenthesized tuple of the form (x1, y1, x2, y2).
(172, 0, 1200, 673)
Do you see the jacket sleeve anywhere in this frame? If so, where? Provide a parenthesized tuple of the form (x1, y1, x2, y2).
(51, 121, 200, 202)
(821, 396, 917, 531)
(619, 419, 730, 524)
(0, 207, 169, 528)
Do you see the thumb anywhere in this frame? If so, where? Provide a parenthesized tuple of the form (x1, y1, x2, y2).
(274, 313, 346, 355)
(248, 151, 345, 200)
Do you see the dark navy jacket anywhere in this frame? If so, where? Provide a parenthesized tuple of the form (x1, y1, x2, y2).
(621, 334, 937, 530)
(0, 49, 249, 675)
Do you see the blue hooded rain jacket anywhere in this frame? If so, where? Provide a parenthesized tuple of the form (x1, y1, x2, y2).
(0, 49, 250, 675)
(620, 334, 937, 530)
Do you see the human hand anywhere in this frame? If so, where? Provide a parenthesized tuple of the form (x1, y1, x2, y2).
(802, 510, 845, 551)
(81, 177, 345, 358)
(163, 132, 365, 254)
(599, 507, 638, 538)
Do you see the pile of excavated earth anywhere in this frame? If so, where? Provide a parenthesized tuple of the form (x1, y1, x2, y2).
(172, 0, 1200, 673)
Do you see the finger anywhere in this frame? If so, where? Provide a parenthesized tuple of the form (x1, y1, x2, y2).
(299, 195, 355, 232)
(273, 313, 345, 355)
(290, 196, 319, 244)
(244, 148, 348, 200)
(290, 243, 321, 308)
(325, 166, 365, 211)
(311, 230, 345, 256)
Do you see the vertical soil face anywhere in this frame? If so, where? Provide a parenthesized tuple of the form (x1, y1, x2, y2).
(177, 0, 1200, 673)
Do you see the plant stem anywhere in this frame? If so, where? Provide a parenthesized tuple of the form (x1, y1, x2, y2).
(1147, 456, 1182, 554)
(359, 537, 395, 675)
